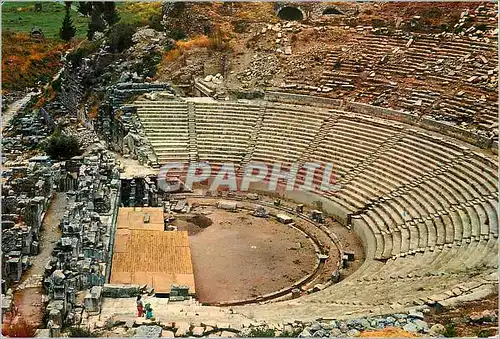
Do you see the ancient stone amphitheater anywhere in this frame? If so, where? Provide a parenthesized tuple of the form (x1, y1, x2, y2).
(129, 92, 498, 322)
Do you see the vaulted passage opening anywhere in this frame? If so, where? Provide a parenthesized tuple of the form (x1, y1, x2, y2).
(277, 7, 304, 21)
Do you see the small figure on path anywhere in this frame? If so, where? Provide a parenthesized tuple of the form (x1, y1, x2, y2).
(145, 303, 154, 320)
(136, 295, 144, 317)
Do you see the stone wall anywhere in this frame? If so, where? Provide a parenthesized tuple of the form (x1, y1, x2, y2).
(1, 163, 54, 285)
(109, 82, 175, 107)
(265, 91, 342, 109)
(43, 149, 121, 331)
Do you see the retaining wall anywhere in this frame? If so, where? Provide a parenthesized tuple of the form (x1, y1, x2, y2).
(265, 91, 342, 109)
(283, 190, 350, 226)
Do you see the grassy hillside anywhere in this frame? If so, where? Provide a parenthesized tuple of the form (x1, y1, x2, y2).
(2, 1, 89, 39)
(1, 1, 158, 91)
(1, 2, 162, 39)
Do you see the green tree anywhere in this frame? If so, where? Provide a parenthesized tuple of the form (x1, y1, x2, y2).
(45, 132, 82, 160)
(59, 5, 76, 42)
(107, 23, 136, 53)
(87, 6, 106, 40)
(103, 2, 120, 26)
(77, 2, 91, 16)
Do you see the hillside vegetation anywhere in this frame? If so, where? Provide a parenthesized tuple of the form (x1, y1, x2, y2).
(1, 1, 148, 92)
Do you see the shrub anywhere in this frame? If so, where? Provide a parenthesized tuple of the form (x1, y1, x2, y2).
(59, 5, 76, 42)
(77, 2, 91, 16)
(279, 328, 302, 337)
(45, 132, 82, 160)
(233, 20, 248, 34)
(248, 328, 275, 337)
(422, 7, 443, 19)
(51, 77, 62, 92)
(66, 40, 100, 68)
(67, 326, 97, 337)
(103, 2, 120, 26)
(87, 6, 106, 40)
(443, 322, 456, 337)
(475, 23, 488, 31)
(107, 23, 136, 53)
(134, 51, 162, 78)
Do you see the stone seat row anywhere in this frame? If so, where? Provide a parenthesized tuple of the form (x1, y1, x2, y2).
(349, 237, 497, 286)
(332, 153, 495, 216)
(134, 100, 498, 252)
(194, 110, 260, 121)
(351, 197, 497, 261)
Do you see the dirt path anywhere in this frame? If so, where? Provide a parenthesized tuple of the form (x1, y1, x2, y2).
(2, 68, 63, 133)
(27, 192, 67, 278)
(1, 91, 38, 131)
(4, 193, 68, 333)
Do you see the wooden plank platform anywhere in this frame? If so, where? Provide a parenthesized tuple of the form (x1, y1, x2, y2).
(110, 208, 195, 294)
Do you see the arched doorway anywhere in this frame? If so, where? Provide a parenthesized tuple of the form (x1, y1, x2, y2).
(277, 6, 304, 21)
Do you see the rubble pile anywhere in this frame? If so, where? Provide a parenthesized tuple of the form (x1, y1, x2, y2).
(455, 4, 498, 41)
(43, 149, 121, 336)
(2, 108, 53, 166)
(89, 307, 466, 338)
(279, 22, 498, 137)
(236, 53, 281, 88)
(2, 162, 54, 284)
(120, 176, 160, 208)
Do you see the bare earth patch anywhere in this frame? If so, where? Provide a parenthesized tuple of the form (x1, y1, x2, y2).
(186, 209, 317, 304)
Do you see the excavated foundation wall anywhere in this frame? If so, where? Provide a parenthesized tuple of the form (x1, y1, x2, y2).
(265, 91, 342, 108)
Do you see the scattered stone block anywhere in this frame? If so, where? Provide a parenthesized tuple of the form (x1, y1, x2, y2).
(162, 330, 175, 338)
(220, 331, 236, 338)
(134, 325, 162, 337)
(429, 323, 446, 336)
(192, 326, 205, 337)
(102, 284, 140, 298)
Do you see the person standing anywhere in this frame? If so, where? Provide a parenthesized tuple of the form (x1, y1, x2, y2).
(136, 295, 144, 317)
(145, 303, 154, 320)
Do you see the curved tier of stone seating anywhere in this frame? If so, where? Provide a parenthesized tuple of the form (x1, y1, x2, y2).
(252, 104, 331, 164)
(135, 98, 498, 319)
(133, 100, 190, 166)
(194, 102, 260, 166)
(309, 117, 403, 180)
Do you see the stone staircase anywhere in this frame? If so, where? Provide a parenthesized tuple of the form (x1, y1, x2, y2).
(187, 102, 199, 163)
(288, 112, 342, 183)
(338, 129, 409, 185)
(239, 102, 266, 171)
